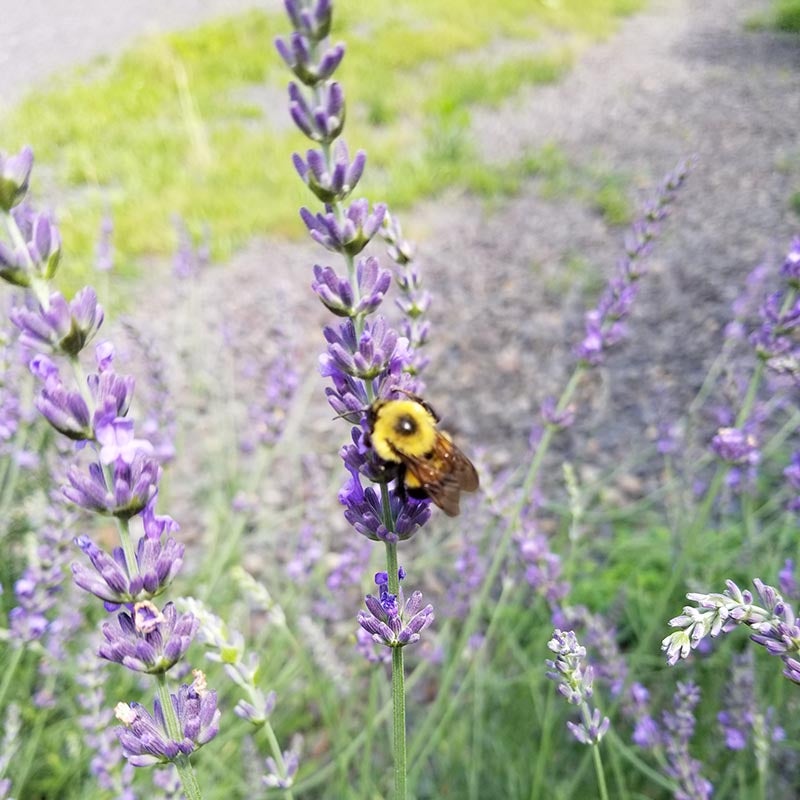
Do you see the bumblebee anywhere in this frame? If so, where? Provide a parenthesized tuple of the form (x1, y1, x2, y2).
(367, 394, 479, 517)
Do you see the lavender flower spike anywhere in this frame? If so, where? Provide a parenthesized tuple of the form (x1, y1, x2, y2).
(115, 671, 220, 767)
(358, 571, 434, 648)
(663, 683, 713, 800)
(546, 629, 610, 745)
(99, 601, 198, 674)
(663, 578, 800, 684)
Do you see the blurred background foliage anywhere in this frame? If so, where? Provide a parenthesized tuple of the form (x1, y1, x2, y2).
(0, 0, 643, 291)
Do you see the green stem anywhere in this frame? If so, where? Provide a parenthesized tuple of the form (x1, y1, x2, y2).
(263, 720, 296, 800)
(291, 658, 431, 795)
(361, 670, 380, 795)
(736, 360, 765, 427)
(173, 755, 203, 800)
(605, 730, 678, 794)
(0, 446, 21, 522)
(156, 675, 203, 800)
(156, 674, 182, 741)
(591, 743, 610, 800)
(530, 689, 554, 800)
(391, 646, 407, 800)
(0, 646, 25, 710)
(384, 538, 407, 800)
(385, 539, 399, 593)
(115, 517, 138, 584)
(467, 643, 484, 800)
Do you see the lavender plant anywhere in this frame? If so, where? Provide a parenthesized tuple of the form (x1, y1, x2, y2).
(3, 6, 799, 797)
(546, 629, 611, 800)
(663, 238, 800, 683)
(0, 148, 218, 800)
(277, 2, 438, 796)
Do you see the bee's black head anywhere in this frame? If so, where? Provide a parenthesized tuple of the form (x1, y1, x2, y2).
(394, 413, 417, 437)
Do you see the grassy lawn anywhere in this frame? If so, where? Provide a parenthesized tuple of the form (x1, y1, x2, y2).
(1, 0, 642, 286)
(772, 0, 800, 30)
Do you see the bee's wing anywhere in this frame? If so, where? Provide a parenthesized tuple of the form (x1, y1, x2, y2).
(404, 462, 463, 516)
(423, 476, 463, 517)
(437, 434, 480, 492)
(401, 434, 479, 516)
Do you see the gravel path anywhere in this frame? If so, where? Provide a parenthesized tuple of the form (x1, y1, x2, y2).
(5, 0, 800, 497)
(0, 0, 265, 109)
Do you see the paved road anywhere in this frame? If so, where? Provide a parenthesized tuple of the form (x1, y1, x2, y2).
(0, 0, 266, 110)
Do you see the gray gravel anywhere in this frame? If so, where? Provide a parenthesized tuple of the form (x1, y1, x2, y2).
(6, 0, 800, 500)
(0, 0, 266, 109)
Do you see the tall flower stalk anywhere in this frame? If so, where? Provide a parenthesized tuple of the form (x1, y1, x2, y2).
(0, 147, 218, 800)
(546, 629, 611, 800)
(276, 2, 435, 796)
(408, 159, 693, 778)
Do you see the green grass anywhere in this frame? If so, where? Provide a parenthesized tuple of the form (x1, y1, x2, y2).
(773, 0, 800, 31)
(1, 0, 643, 287)
(746, 0, 800, 31)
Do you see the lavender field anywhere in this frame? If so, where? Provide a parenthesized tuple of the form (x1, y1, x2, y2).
(1, 0, 800, 798)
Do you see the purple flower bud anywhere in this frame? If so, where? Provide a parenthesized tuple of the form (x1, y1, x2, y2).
(276, 33, 345, 86)
(99, 601, 198, 674)
(357, 579, 434, 649)
(0, 238, 30, 287)
(63, 452, 160, 518)
(72, 531, 184, 608)
(235, 689, 277, 725)
(88, 369, 136, 423)
(340, 465, 430, 542)
(781, 236, 800, 287)
(11, 287, 103, 356)
(546, 629, 610, 745)
(710, 426, 760, 466)
(382, 213, 415, 265)
(540, 396, 575, 429)
(288, 80, 346, 144)
(294, 141, 366, 203)
(115, 672, 219, 766)
(0, 146, 34, 211)
(27, 212, 62, 279)
(662, 682, 713, 799)
(311, 264, 355, 316)
(321, 316, 400, 380)
(300, 198, 386, 256)
(33, 370, 93, 440)
(284, 0, 332, 40)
